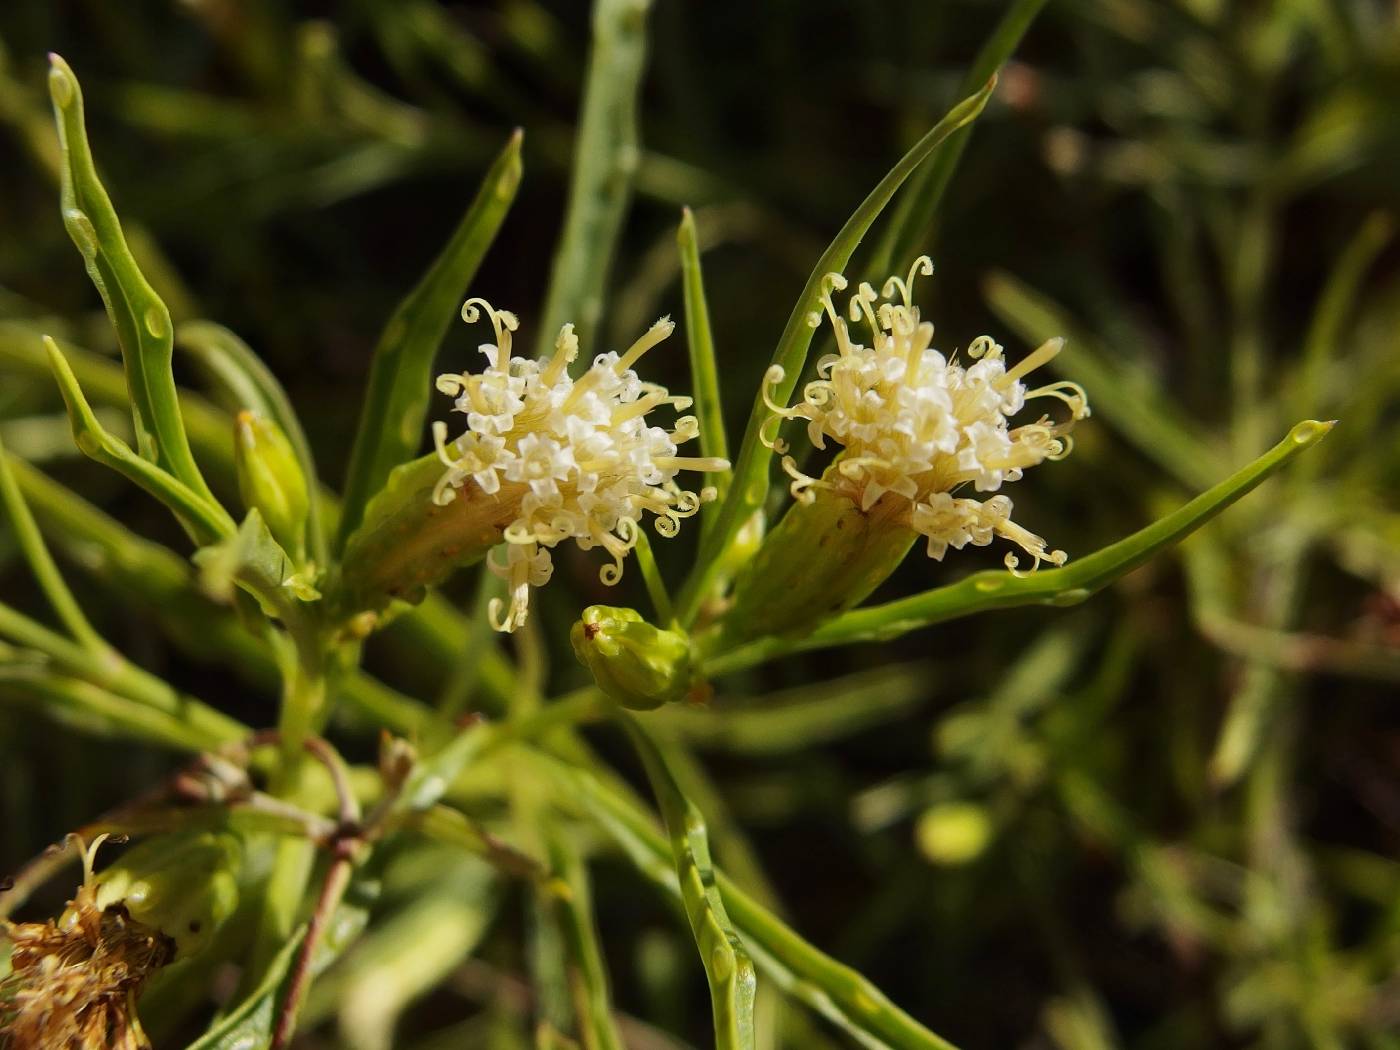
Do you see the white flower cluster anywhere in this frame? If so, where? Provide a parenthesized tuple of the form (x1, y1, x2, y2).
(433, 299, 728, 631)
(763, 257, 1089, 571)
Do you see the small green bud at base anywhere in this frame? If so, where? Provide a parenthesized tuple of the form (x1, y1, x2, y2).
(571, 606, 694, 710)
(235, 410, 309, 561)
(90, 831, 242, 959)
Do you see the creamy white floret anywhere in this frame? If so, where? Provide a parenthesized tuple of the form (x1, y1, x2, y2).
(763, 258, 1089, 573)
(433, 300, 728, 631)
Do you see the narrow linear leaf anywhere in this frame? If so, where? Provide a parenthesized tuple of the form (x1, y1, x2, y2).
(0, 435, 105, 651)
(0, 599, 247, 749)
(546, 825, 627, 1050)
(44, 337, 235, 545)
(193, 510, 316, 627)
(535, 749, 957, 1050)
(336, 130, 523, 550)
(307, 858, 498, 1042)
(678, 79, 996, 625)
(706, 420, 1333, 672)
(651, 663, 932, 755)
(46, 54, 216, 503)
(677, 207, 730, 531)
(0, 664, 241, 753)
(534, 0, 656, 358)
(186, 927, 309, 1050)
(866, 0, 1046, 279)
(621, 716, 756, 1050)
(178, 320, 327, 564)
(0, 324, 235, 489)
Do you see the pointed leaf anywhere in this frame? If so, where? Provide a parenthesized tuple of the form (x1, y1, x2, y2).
(45, 336, 236, 545)
(336, 130, 523, 551)
(707, 420, 1334, 672)
(677, 79, 997, 625)
(47, 55, 216, 503)
(621, 715, 756, 1050)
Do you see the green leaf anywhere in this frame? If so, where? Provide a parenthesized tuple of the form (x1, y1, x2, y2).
(621, 715, 756, 1050)
(866, 0, 1047, 280)
(0, 323, 235, 492)
(45, 336, 236, 545)
(534, 0, 656, 358)
(677, 78, 996, 626)
(1292, 211, 1393, 425)
(546, 824, 627, 1050)
(46, 54, 216, 505)
(303, 854, 498, 1041)
(677, 207, 730, 531)
(651, 663, 932, 755)
(193, 510, 318, 621)
(535, 748, 957, 1050)
(0, 663, 241, 753)
(178, 320, 327, 564)
(0, 600, 247, 749)
(186, 926, 308, 1050)
(0, 434, 105, 651)
(704, 420, 1334, 673)
(335, 130, 523, 552)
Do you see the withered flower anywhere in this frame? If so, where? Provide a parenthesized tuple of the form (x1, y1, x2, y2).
(2, 831, 238, 1050)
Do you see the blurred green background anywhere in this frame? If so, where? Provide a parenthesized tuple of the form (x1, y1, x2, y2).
(2, 1, 1399, 1047)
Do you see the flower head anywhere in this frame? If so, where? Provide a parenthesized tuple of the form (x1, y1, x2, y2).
(3, 831, 240, 1049)
(762, 258, 1088, 572)
(433, 300, 728, 631)
(3, 837, 166, 1050)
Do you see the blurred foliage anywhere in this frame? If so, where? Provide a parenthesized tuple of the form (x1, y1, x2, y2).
(1, 1, 1398, 1048)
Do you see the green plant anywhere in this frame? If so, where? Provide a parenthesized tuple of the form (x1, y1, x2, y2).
(2, 4, 1392, 1049)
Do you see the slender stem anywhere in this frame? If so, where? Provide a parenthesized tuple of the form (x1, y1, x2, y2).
(270, 853, 355, 1050)
(632, 529, 675, 627)
(300, 735, 363, 826)
(0, 438, 106, 652)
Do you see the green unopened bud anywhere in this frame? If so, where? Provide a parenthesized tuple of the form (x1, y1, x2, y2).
(571, 606, 694, 710)
(715, 473, 917, 647)
(91, 830, 241, 959)
(235, 410, 309, 560)
(335, 453, 514, 620)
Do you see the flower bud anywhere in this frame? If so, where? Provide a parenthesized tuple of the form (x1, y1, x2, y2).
(571, 606, 694, 710)
(90, 830, 241, 959)
(235, 410, 309, 560)
(715, 476, 917, 646)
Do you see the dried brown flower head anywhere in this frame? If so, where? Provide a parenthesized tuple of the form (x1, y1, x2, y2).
(1, 837, 173, 1050)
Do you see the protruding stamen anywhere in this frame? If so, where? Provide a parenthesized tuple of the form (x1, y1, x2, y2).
(541, 322, 579, 386)
(998, 336, 1064, 389)
(614, 316, 675, 373)
(462, 298, 519, 363)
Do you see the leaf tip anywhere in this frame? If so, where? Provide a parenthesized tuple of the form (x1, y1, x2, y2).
(39, 334, 64, 371)
(46, 54, 76, 109)
(1289, 419, 1336, 447)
